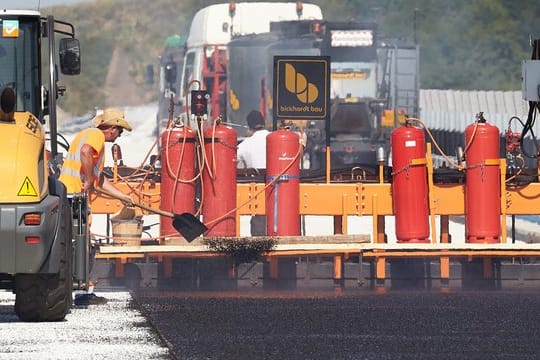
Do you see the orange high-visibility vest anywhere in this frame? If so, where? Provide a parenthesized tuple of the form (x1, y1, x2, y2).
(59, 128, 105, 193)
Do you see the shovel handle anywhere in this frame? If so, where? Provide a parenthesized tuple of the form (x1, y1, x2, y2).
(95, 187, 174, 219)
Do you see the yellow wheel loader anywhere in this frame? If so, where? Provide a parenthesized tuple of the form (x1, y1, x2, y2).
(0, 10, 86, 321)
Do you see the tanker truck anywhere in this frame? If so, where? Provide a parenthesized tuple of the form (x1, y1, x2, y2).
(175, 2, 323, 124)
(226, 19, 420, 169)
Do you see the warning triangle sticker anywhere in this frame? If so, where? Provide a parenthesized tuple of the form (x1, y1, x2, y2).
(17, 177, 38, 197)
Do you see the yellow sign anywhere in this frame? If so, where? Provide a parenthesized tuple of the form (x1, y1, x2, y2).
(331, 72, 368, 80)
(18, 177, 38, 197)
(2, 20, 20, 38)
(274, 56, 330, 120)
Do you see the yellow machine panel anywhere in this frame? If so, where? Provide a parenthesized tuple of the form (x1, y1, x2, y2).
(0, 112, 46, 203)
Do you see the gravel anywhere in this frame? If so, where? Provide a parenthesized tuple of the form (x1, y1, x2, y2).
(0, 288, 171, 359)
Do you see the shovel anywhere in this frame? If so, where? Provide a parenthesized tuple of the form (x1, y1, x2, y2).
(95, 188, 207, 242)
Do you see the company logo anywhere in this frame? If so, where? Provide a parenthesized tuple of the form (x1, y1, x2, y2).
(284, 63, 319, 104)
(2, 20, 19, 38)
(278, 152, 295, 161)
(274, 56, 329, 120)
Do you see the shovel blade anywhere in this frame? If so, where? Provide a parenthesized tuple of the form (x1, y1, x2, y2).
(172, 213, 207, 242)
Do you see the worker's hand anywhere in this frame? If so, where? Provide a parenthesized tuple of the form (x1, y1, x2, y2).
(82, 179, 94, 192)
(120, 194, 134, 207)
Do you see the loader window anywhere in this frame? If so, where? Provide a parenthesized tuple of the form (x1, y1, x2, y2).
(0, 17, 40, 115)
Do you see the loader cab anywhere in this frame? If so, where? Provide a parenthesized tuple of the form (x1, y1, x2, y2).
(0, 13, 42, 116)
(0, 11, 80, 122)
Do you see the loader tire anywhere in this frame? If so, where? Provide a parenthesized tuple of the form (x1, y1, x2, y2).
(15, 199, 73, 322)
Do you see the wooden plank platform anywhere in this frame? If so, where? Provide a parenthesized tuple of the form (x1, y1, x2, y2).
(96, 234, 540, 259)
(97, 234, 371, 256)
(359, 243, 540, 251)
(358, 242, 540, 258)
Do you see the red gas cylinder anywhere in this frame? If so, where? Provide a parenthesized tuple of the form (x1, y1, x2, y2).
(160, 125, 196, 237)
(266, 129, 300, 236)
(391, 122, 430, 243)
(465, 115, 500, 243)
(202, 122, 238, 236)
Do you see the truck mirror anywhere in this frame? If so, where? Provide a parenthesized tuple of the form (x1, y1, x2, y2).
(164, 61, 177, 84)
(59, 38, 81, 75)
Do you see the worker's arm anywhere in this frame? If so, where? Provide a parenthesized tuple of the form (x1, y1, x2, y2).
(80, 144, 96, 192)
(81, 143, 132, 204)
(100, 177, 133, 205)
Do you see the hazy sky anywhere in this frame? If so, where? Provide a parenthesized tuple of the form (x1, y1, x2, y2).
(2, 0, 92, 9)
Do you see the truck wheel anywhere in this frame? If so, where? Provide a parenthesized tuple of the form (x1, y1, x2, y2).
(15, 199, 73, 321)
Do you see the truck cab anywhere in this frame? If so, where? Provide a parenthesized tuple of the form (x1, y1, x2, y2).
(177, 2, 323, 125)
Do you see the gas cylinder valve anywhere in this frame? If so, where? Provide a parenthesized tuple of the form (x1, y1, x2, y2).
(505, 117, 525, 176)
(475, 112, 486, 123)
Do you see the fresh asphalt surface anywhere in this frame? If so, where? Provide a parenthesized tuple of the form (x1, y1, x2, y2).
(132, 288, 540, 360)
(2, 287, 539, 359)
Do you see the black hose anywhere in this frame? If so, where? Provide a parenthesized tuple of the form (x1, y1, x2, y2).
(520, 104, 538, 159)
(520, 38, 540, 159)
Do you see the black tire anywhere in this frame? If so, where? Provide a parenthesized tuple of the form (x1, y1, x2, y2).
(15, 198, 73, 322)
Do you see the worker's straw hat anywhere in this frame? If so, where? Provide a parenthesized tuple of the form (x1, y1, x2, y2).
(92, 108, 132, 131)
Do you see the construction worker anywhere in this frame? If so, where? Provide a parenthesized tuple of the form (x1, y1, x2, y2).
(237, 110, 270, 236)
(60, 108, 133, 201)
(59, 108, 134, 305)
